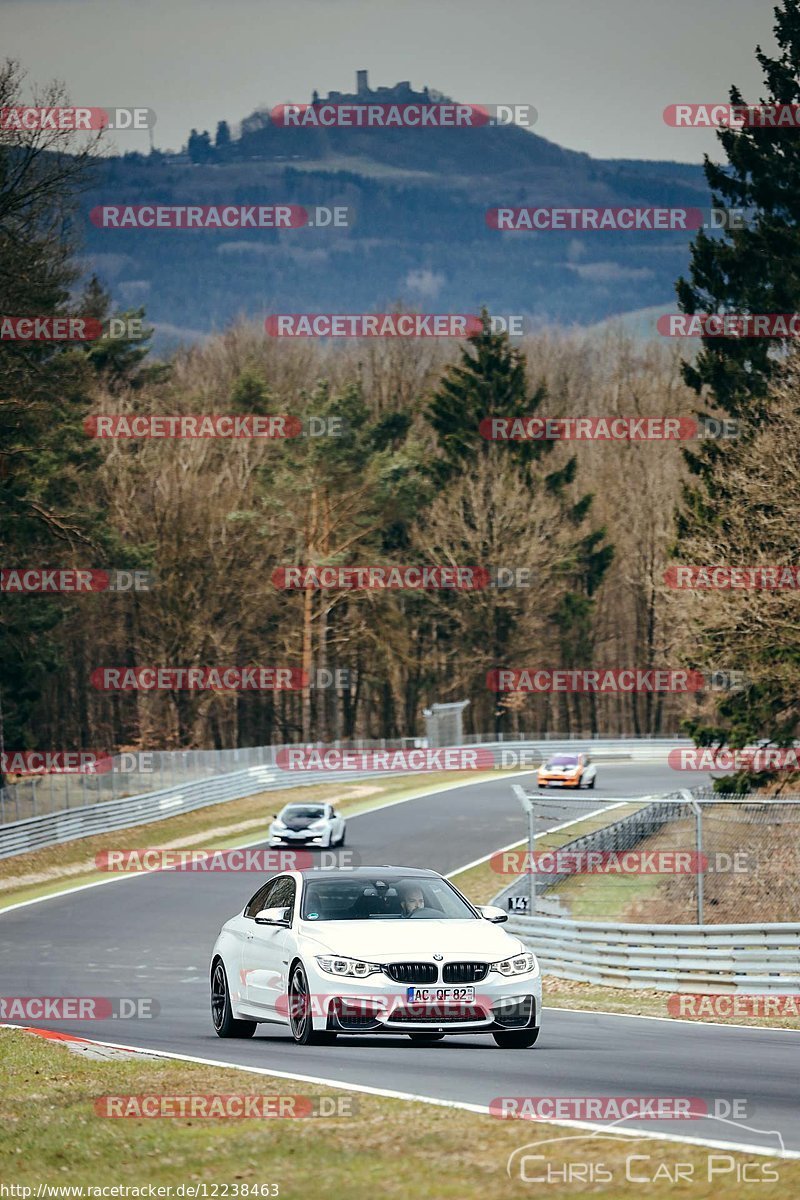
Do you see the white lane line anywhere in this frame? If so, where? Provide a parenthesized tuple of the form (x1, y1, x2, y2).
(2, 1024, 795, 1160)
(0, 869, 164, 916)
(445, 800, 631, 877)
(11, 785, 790, 1033)
(3, 771, 796, 1158)
(543, 1004, 800, 1033)
(0, 769, 539, 918)
(446, 807, 800, 1036)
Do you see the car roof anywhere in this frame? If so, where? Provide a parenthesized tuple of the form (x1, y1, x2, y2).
(293, 865, 439, 881)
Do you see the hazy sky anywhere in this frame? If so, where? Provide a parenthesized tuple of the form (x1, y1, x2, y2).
(1, 0, 779, 162)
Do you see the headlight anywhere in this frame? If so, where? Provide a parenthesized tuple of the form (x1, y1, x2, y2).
(491, 952, 538, 977)
(308, 820, 327, 830)
(272, 820, 286, 830)
(315, 955, 382, 978)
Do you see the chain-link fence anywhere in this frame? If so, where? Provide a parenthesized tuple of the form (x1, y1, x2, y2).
(0, 733, 685, 825)
(0, 738, 429, 825)
(0, 746, 271, 824)
(496, 789, 800, 926)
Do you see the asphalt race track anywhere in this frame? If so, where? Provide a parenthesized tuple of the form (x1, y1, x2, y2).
(2, 762, 799, 1157)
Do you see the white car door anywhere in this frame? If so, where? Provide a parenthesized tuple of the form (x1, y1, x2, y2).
(328, 805, 344, 844)
(242, 875, 296, 1015)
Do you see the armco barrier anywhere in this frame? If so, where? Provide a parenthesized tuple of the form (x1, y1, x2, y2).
(0, 738, 692, 859)
(492, 796, 690, 911)
(0, 735, 688, 825)
(0, 761, 421, 860)
(504, 912, 800, 993)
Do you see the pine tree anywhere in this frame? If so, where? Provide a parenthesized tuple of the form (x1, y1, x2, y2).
(426, 312, 554, 486)
(0, 63, 145, 766)
(425, 319, 613, 733)
(676, 0, 800, 419)
(79, 276, 162, 392)
(187, 129, 213, 163)
(672, 2, 800, 775)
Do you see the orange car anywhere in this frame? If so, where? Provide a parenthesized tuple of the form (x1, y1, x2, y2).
(537, 752, 596, 789)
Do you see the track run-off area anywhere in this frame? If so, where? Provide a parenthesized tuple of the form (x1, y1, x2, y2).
(2, 759, 798, 1158)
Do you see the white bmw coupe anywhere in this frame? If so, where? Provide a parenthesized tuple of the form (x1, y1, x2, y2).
(211, 866, 541, 1048)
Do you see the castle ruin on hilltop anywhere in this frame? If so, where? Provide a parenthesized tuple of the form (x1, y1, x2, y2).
(312, 71, 433, 105)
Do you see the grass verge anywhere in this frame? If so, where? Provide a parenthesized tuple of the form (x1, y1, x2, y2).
(0, 771, 495, 911)
(449, 810, 800, 1031)
(449, 800, 641, 905)
(1, 1027, 796, 1198)
(539, 977, 800, 1029)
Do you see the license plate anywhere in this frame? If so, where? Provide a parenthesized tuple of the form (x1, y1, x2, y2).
(406, 986, 475, 1003)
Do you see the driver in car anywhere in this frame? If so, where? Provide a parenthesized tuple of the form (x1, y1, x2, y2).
(399, 884, 426, 917)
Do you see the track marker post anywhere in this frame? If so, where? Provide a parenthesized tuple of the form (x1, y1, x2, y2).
(512, 784, 537, 914)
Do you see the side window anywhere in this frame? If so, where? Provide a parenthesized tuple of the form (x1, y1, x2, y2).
(244, 878, 281, 918)
(269, 876, 297, 916)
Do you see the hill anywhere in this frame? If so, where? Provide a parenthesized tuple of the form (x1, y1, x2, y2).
(80, 73, 711, 348)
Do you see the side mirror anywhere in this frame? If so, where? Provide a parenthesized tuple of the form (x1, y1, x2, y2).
(477, 904, 508, 924)
(255, 906, 292, 927)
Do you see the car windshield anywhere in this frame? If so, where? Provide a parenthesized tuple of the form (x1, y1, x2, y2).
(280, 806, 325, 820)
(300, 875, 477, 921)
(546, 755, 579, 768)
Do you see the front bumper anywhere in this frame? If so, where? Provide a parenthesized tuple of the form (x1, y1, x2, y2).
(327, 994, 538, 1034)
(304, 965, 542, 1035)
(537, 774, 582, 788)
(269, 830, 328, 846)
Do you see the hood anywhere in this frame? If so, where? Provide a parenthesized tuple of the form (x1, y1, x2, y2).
(278, 815, 322, 830)
(299, 918, 523, 961)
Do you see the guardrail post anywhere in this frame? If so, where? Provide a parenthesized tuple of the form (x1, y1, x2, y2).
(682, 789, 704, 925)
(512, 784, 537, 915)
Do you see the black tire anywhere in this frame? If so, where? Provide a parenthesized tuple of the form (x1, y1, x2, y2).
(408, 1031, 445, 1043)
(588, 776, 596, 789)
(288, 963, 338, 1045)
(211, 959, 257, 1038)
(492, 1027, 540, 1049)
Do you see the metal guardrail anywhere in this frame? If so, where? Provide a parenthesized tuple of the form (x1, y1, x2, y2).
(0, 734, 688, 825)
(0, 760, 447, 860)
(4, 741, 799, 994)
(492, 782, 800, 989)
(460, 731, 684, 743)
(0, 737, 692, 860)
(492, 796, 690, 911)
(505, 913, 800, 992)
(6, 739, 635, 858)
